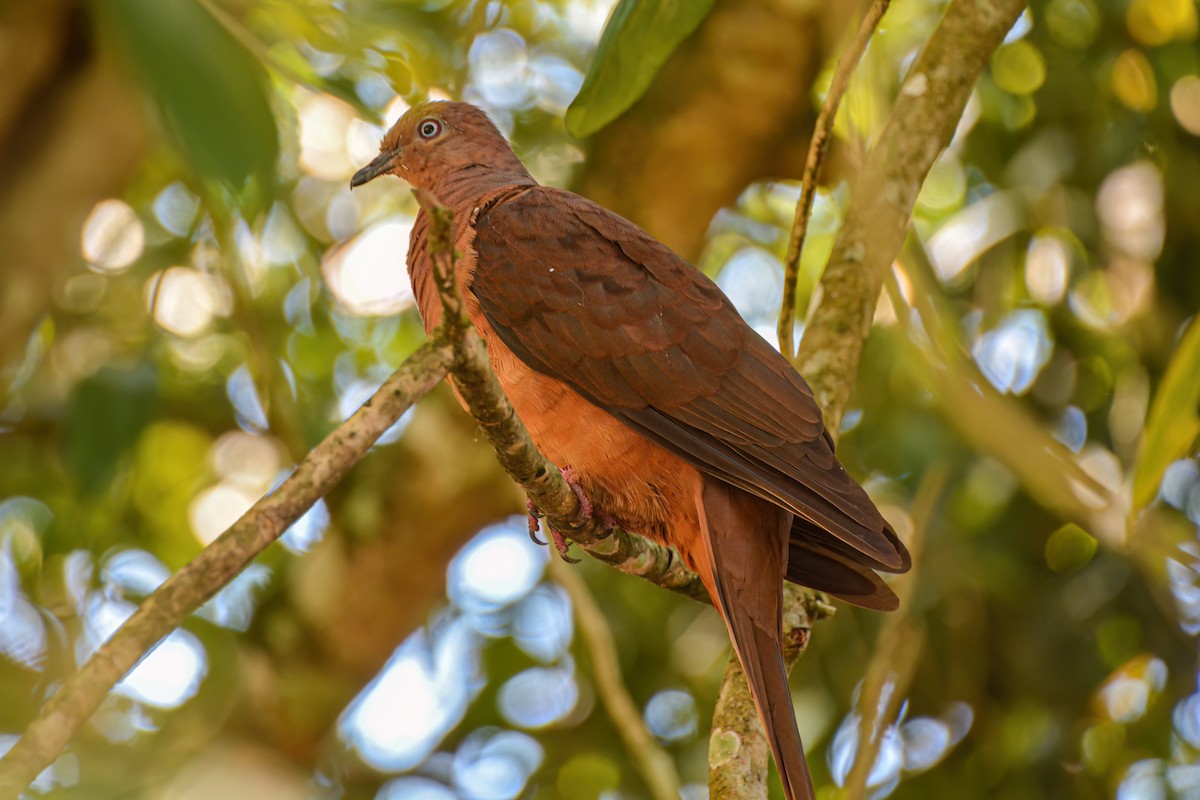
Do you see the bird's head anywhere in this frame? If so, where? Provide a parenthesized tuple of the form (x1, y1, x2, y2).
(350, 100, 530, 193)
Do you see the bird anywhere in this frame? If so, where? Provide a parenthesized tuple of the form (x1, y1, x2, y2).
(351, 100, 910, 800)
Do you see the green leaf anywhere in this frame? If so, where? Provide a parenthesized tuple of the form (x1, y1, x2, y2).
(94, 0, 279, 191)
(565, 0, 715, 139)
(1133, 316, 1200, 511)
(66, 365, 158, 494)
(1044, 523, 1098, 573)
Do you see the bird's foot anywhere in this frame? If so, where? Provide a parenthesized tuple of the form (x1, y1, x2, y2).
(527, 466, 606, 563)
(560, 465, 618, 540)
(559, 465, 592, 521)
(545, 465, 595, 563)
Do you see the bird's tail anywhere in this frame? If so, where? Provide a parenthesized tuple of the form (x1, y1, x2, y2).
(696, 477, 815, 800)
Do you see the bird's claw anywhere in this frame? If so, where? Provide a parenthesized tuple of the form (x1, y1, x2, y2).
(528, 498, 578, 562)
(526, 499, 546, 545)
(549, 527, 581, 563)
(595, 511, 618, 540)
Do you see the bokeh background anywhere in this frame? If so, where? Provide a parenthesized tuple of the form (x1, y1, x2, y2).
(2, 0, 1200, 797)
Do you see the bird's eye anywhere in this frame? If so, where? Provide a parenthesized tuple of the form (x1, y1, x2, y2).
(418, 118, 442, 139)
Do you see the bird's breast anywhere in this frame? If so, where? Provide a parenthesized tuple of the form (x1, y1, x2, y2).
(476, 323, 702, 563)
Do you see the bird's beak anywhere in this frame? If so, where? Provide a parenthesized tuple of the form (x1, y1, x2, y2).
(350, 150, 399, 188)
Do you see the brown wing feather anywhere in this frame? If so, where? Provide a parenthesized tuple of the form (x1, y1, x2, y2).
(787, 517, 900, 610)
(470, 186, 909, 573)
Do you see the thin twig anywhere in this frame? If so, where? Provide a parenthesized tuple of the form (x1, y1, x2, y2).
(778, 0, 893, 361)
(550, 559, 682, 800)
(842, 467, 944, 799)
(0, 339, 455, 799)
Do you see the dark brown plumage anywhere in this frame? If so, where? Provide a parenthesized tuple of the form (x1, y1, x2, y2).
(352, 100, 911, 800)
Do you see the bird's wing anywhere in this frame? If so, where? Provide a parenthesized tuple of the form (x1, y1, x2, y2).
(470, 186, 908, 572)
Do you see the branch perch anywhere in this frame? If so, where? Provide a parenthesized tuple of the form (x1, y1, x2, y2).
(711, 0, 1027, 797)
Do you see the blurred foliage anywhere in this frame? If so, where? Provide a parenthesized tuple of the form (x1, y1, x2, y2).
(3, 0, 1200, 799)
(1133, 315, 1200, 514)
(564, 0, 714, 138)
(95, 0, 279, 200)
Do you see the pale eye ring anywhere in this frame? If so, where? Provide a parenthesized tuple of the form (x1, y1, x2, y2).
(418, 118, 442, 139)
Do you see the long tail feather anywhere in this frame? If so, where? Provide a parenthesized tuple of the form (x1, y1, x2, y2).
(696, 477, 815, 800)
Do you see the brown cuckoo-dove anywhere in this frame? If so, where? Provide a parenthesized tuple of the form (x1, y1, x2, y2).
(351, 101, 911, 800)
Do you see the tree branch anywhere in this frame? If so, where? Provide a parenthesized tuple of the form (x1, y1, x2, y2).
(0, 340, 454, 799)
(778, 0, 892, 361)
(709, 0, 1027, 797)
(888, 238, 1123, 544)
